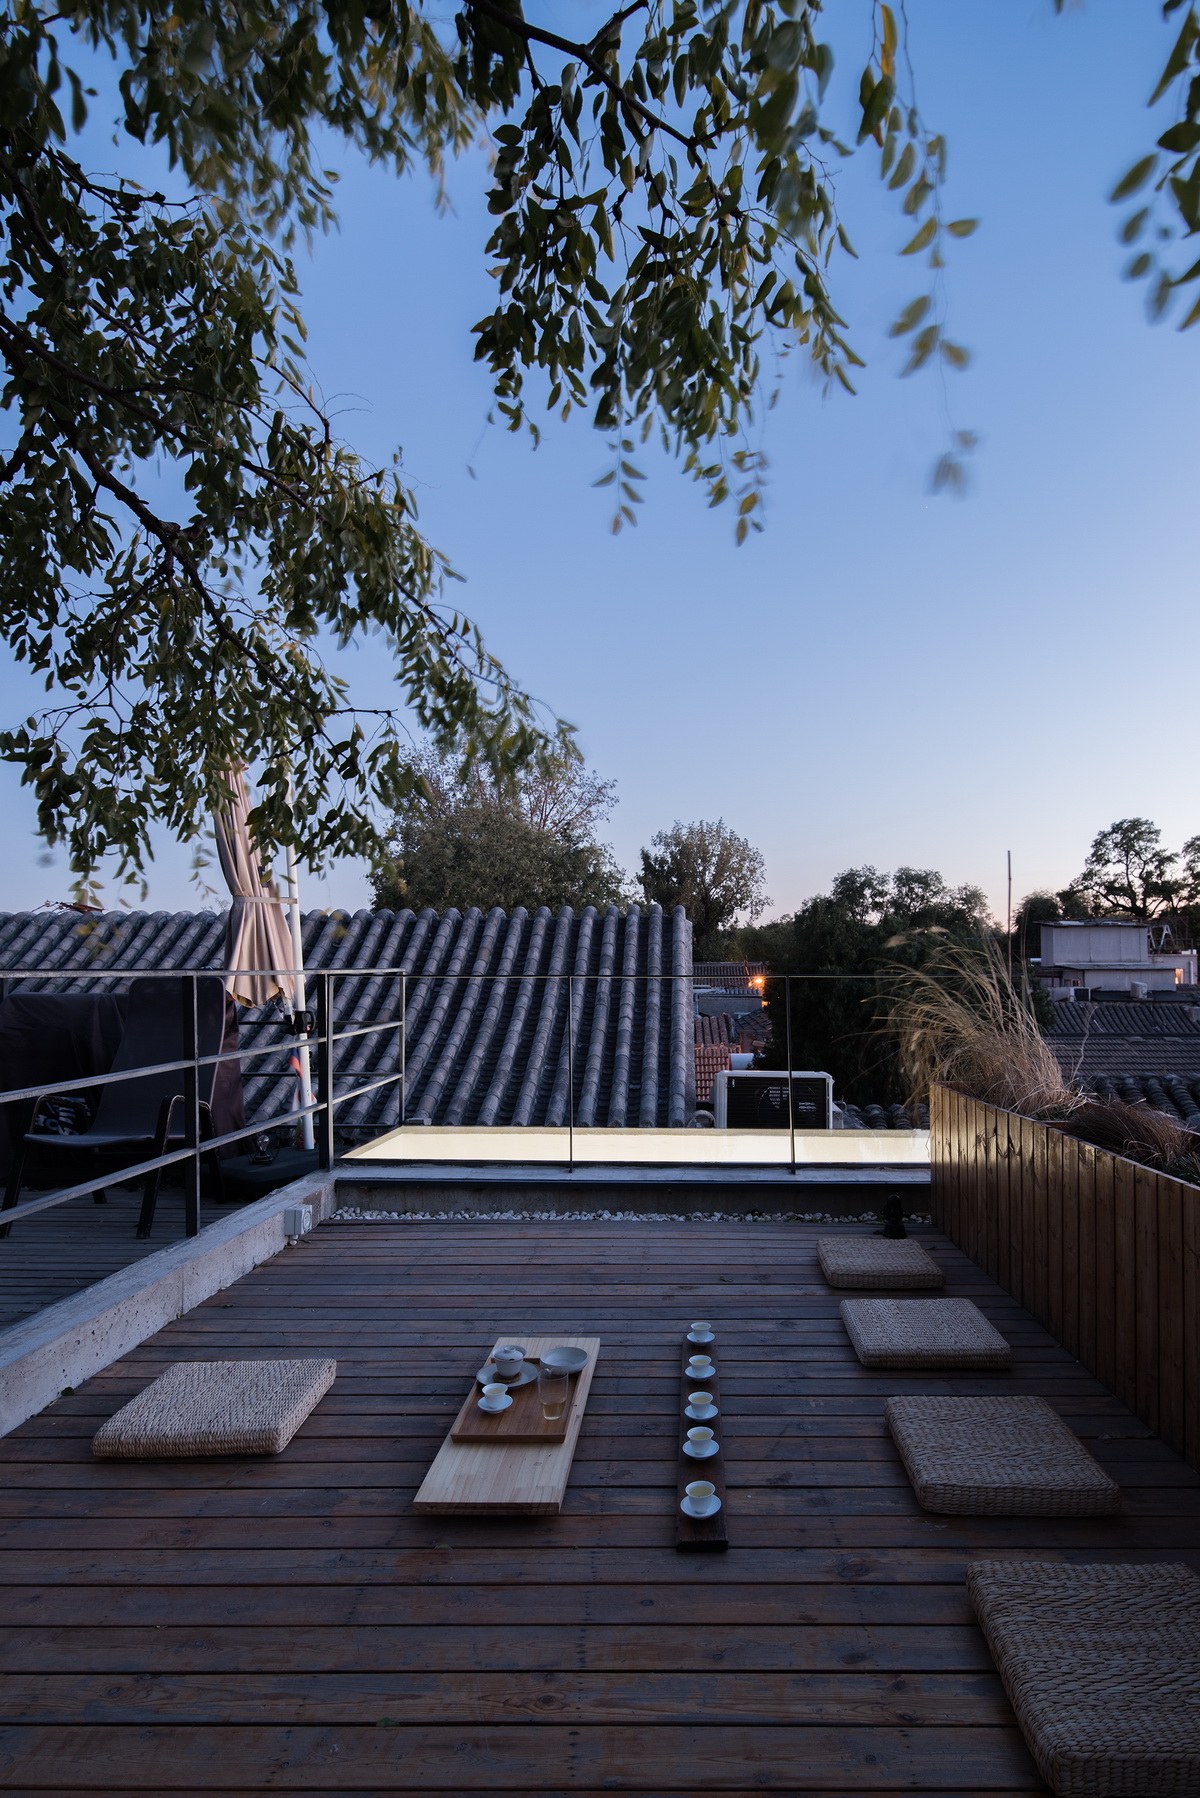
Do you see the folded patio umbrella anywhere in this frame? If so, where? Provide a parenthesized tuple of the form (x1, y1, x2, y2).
(213, 766, 315, 1148)
(213, 767, 299, 1012)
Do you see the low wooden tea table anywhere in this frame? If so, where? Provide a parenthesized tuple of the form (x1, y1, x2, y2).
(413, 1335, 599, 1515)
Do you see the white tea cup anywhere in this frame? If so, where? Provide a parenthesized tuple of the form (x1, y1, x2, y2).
(684, 1479, 719, 1516)
(686, 1426, 715, 1449)
(688, 1390, 715, 1411)
(479, 1382, 509, 1411)
(688, 1321, 714, 1341)
(493, 1344, 526, 1380)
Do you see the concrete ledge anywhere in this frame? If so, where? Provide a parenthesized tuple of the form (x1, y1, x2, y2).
(335, 1171, 928, 1218)
(0, 1170, 336, 1438)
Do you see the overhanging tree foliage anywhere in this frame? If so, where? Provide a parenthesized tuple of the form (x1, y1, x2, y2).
(0, 2, 1190, 891)
(0, 0, 979, 889)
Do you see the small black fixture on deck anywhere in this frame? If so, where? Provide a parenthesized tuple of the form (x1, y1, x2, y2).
(879, 1195, 907, 1239)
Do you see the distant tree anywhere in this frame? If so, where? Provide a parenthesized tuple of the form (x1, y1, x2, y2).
(639, 821, 769, 958)
(759, 866, 990, 1105)
(1066, 818, 1185, 919)
(1012, 890, 1068, 962)
(371, 746, 628, 916)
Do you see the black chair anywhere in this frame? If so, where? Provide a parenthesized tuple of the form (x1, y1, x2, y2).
(0, 976, 227, 1239)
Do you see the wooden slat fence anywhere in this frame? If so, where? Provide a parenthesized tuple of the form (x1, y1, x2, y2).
(930, 1083, 1200, 1472)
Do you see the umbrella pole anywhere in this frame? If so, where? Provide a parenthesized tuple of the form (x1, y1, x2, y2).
(284, 835, 316, 1152)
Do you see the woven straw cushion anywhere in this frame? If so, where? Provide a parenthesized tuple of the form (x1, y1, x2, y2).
(92, 1359, 337, 1458)
(840, 1297, 1011, 1369)
(817, 1236, 944, 1289)
(885, 1396, 1121, 1516)
(968, 1560, 1200, 1796)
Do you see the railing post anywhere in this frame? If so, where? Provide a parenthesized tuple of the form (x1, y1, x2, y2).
(183, 973, 201, 1237)
(785, 974, 796, 1177)
(316, 971, 335, 1171)
(400, 970, 406, 1127)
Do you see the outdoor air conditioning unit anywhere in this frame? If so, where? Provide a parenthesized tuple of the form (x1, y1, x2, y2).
(712, 1070, 833, 1130)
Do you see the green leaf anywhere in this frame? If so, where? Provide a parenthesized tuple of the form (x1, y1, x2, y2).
(1110, 155, 1159, 203)
(1150, 8, 1200, 105)
(899, 217, 937, 255)
(1158, 121, 1200, 154)
(887, 294, 932, 337)
(902, 178, 932, 216)
(946, 218, 978, 237)
(902, 323, 939, 372)
(887, 142, 915, 190)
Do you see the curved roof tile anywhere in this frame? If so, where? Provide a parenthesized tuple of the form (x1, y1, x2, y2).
(0, 905, 694, 1135)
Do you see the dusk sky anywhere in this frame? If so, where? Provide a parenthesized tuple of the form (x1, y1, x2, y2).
(2, 1, 1194, 921)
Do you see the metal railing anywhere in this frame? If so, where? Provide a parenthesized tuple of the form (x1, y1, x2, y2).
(0, 965, 930, 1240)
(0, 967, 405, 1240)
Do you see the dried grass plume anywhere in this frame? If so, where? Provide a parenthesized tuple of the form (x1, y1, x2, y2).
(889, 937, 1083, 1118)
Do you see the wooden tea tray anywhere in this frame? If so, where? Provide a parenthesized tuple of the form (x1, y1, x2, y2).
(450, 1355, 581, 1444)
(676, 1335, 728, 1553)
(413, 1335, 600, 1515)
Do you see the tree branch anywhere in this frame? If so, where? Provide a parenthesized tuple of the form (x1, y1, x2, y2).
(459, 0, 699, 151)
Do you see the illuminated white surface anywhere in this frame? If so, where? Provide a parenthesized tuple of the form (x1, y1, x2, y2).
(345, 1127, 930, 1166)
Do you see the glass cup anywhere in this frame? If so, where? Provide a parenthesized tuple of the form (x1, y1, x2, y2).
(538, 1365, 569, 1421)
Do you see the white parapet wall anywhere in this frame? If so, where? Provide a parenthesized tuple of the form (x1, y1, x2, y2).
(345, 1125, 931, 1167)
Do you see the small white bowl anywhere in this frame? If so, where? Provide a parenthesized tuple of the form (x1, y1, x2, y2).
(478, 1382, 512, 1414)
(539, 1346, 589, 1374)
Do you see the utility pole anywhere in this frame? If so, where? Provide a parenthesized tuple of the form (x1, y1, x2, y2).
(1006, 850, 1013, 988)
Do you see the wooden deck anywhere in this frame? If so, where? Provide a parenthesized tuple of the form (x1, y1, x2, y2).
(0, 1185, 214, 1331)
(0, 1217, 1197, 1793)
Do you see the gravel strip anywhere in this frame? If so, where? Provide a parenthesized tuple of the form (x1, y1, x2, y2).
(328, 1207, 933, 1225)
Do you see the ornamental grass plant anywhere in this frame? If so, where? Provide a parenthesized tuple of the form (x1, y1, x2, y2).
(888, 937, 1084, 1121)
(1062, 1099, 1200, 1184)
(890, 938, 1200, 1183)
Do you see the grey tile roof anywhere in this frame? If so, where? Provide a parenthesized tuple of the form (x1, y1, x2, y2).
(0, 905, 695, 1136)
(1085, 1072, 1200, 1122)
(1045, 1001, 1200, 1085)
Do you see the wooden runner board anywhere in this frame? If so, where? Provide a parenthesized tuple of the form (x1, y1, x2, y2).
(676, 1335, 729, 1553)
(450, 1355, 584, 1445)
(413, 1335, 599, 1514)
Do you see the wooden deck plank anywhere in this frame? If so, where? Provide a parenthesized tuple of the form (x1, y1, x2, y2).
(0, 1669, 1015, 1724)
(1, 1217, 1197, 1792)
(0, 1722, 1043, 1789)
